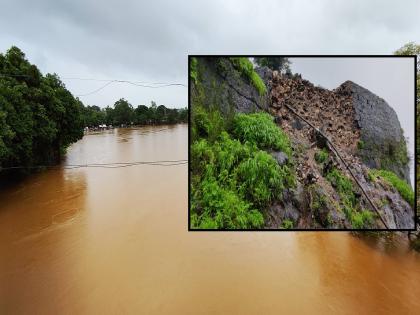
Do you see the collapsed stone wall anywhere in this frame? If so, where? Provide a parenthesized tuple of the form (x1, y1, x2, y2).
(270, 74, 361, 156)
(269, 73, 410, 185)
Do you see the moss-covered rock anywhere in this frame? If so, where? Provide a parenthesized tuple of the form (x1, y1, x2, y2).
(190, 57, 269, 117)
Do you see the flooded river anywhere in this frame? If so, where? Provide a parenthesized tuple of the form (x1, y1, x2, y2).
(1, 124, 419, 314)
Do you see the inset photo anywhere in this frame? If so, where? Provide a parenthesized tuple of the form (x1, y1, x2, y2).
(189, 56, 416, 230)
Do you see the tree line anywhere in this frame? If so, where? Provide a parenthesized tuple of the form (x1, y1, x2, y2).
(82, 99, 187, 128)
(0, 46, 186, 169)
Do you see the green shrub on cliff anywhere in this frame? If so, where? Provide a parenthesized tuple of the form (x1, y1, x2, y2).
(368, 169, 414, 206)
(190, 105, 295, 229)
(230, 57, 267, 95)
(191, 105, 225, 142)
(233, 112, 292, 155)
(315, 148, 329, 164)
(191, 176, 264, 229)
(236, 150, 289, 207)
(190, 57, 198, 84)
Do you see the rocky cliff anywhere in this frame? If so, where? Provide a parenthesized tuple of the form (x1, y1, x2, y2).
(190, 57, 269, 116)
(190, 58, 414, 229)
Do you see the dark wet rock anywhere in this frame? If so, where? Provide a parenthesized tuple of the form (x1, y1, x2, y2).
(336, 81, 410, 184)
(255, 66, 273, 87)
(274, 116, 282, 125)
(351, 163, 414, 229)
(271, 151, 288, 166)
(306, 184, 346, 228)
(291, 182, 305, 209)
(266, 201, 301, 229)
(190, 57, 269, 115)
(291, 118, 304, 130)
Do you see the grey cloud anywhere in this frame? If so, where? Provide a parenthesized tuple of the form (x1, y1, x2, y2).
(1, 0, 419, 108)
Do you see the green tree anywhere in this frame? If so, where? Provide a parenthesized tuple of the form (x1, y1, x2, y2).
(113, 98, 134, 126)
(149, 101, 157, 124)
(156, 105, 168, 123)
(177, 107, 188, 123)
(104, 106, 115, 125)
(254, 57, 291, 72)
(394, 42, 420, 105)
(0, 46, 84, 168)
(134, 105, 149, 125)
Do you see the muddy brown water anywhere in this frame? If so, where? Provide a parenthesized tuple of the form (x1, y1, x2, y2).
(1, 124, 419, 314)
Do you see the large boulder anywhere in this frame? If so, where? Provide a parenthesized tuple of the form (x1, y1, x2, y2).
(336, 81, 410, 184)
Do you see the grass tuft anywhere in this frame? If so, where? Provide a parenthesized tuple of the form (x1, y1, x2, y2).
(368, 169, 414, 206)
(314, 148, 329, 164)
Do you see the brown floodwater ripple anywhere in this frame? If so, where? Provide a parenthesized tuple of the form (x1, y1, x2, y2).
(1, 125, 419, 314)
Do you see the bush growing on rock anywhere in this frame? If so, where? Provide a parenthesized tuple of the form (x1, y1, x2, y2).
(368, 169, 414, 206)
(190, 105, 296, 229)
(315, 148, 329, 164)
(230, 57, 267, 95)
(233, 112, 292, 156)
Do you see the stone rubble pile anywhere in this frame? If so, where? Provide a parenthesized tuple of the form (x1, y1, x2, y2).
(270, 72, 360, 155)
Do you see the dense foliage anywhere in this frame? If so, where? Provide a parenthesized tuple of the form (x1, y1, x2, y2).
(233, 113, 292, 156)
(190, 104, 295, 229)
(0, 46, 84, 168)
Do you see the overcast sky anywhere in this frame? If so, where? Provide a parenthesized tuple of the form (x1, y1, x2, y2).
(1, 0, 419, 108)
(0, 0, 418, 182)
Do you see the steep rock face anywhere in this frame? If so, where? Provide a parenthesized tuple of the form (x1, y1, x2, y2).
(336, 81, 410, 184)
(269, 74, 414, 229)
(191, 58, 268, 115)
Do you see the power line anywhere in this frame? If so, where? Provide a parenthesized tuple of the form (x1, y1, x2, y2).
(74, 79, 186, 97)
(62, 77, 185, 85)
(0, 159, 188, 171)
(0, 73, 186, 97)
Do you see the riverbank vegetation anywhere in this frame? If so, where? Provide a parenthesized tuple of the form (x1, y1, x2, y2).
(0, 46, 187, 171)
(0, 46, 84, 169)
(82, 99, 187, 128)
